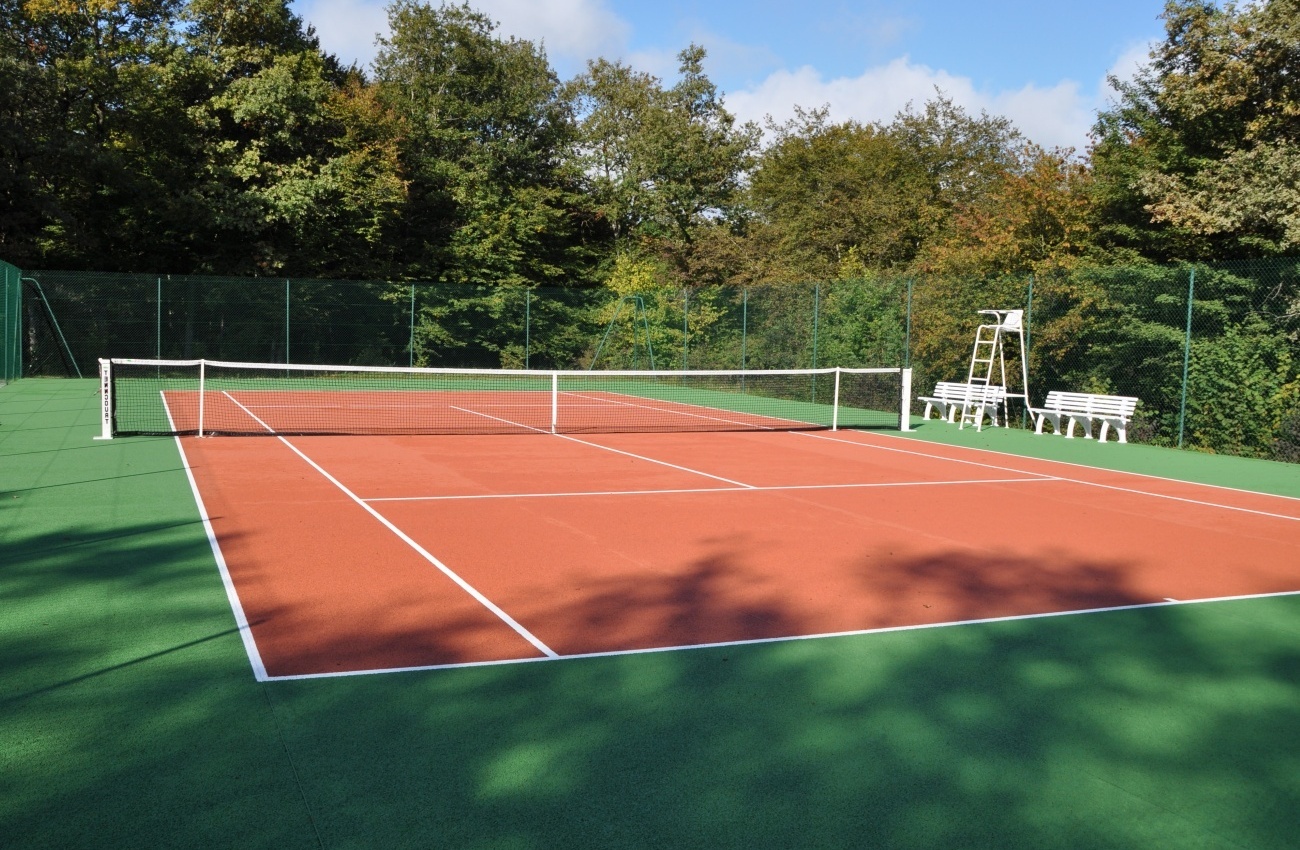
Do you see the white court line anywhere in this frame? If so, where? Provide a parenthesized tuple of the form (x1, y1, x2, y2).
(364, 477, 1057, 503)
(1046, 477, 1300, 522)
(262, 587, 1300, 681)
(161, 393, 271, 682)
(804, 430, 1300, 523)
(876, 428, 1300, 503)
(451, 404, 757, 488)
(797, 430, 1061, 479)
(220, 392, 559, 659)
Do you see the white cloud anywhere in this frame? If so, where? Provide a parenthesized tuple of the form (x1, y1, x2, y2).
(724, 56, 1116, 152)
(1106, 39, 1155, 90)
(300, 0, 631, 73)
(987, 81, 1093, 153)
(474, 0, 629, 63)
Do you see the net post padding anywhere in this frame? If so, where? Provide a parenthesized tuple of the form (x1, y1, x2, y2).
(95, 358, 113, 440)
(550, 371, 558, 435)
(198, 359, 206, 438)
(832, 368, 842, 431)
(901, 367, 913, 431)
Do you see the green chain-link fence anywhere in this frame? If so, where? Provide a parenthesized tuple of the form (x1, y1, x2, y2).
(8, 259, 1299, 461)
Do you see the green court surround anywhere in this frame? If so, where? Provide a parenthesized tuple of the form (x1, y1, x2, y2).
(3, 379, 1298, 849)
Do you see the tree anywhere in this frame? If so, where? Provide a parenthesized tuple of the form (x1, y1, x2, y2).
(1186, 318, 1298, 456)
(0, 0, 186, 268)
(1090, 0, 1300, 260)
(914, 143, 1093, 278)
(747, 107, 929, 281)
(566, 45, 759, 261)
(373, 1, 590, 288)
(177, 0, 410, 276)
(887, 93, 1023, 239)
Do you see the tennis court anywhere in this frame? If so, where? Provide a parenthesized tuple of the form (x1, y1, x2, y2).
(91, 358, 1299, 681)
(5, 376, 1300, 849)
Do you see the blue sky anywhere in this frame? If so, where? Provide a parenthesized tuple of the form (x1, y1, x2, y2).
(291, 0, 1170, 151)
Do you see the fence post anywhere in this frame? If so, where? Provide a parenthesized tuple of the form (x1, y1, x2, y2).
(284, 279, 291, 364)
(741, 287, 748, 372)
(812, 283, 820, 369)
(682, 287, 688, 370)
(525, 289, 531, 369)
(2, 263, 19, 381)
(408, 283, 416, 367)
(904, 278, 913, 370)
(1177, 267, 1196, 448)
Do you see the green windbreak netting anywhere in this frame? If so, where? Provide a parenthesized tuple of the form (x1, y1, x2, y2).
(17, 272, 912, 377)
(9, 261, 1300, 460)
(1, 260, 21, 382)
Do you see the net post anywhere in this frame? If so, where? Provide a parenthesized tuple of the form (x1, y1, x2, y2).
(198, 359, 206, 437)
(95, 358, 113, 440)
(550, 371, 558, 434)
(900, 367, 913, 431)
(832, 367, 841, 431)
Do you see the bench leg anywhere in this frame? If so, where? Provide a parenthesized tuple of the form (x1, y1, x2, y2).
(1098, 419, 1129, 443)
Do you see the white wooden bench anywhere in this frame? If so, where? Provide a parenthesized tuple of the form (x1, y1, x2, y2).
(917, 382, 1006, 428)
(1029, 391, 1140, 443)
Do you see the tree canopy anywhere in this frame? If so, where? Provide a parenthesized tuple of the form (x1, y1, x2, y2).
(5, 0, 1297, 279)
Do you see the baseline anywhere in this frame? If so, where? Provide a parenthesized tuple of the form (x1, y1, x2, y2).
(266, 587, 1300, 681)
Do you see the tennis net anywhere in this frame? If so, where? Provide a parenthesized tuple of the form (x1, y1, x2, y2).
(98, 358, 912, 438)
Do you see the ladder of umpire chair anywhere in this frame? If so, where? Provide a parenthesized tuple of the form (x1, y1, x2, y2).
(961, 309, 1030, 428)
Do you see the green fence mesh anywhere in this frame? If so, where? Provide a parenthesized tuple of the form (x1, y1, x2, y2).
(1, 259, 21, 383)
(8, 259, 1300, 461)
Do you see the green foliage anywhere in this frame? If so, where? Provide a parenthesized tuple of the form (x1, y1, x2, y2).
(817, 274, 909, 369)
(373, 1, 591, 288)
(748, 108, 928, 279)
(1186, 319, 1297, 457)
(565, 45, 759, 259)
(590, 253, 681, 369)
(1091, 0, 1300, 260)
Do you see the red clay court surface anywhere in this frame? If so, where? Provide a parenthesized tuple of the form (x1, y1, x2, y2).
(173, 427, 1300, 681)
